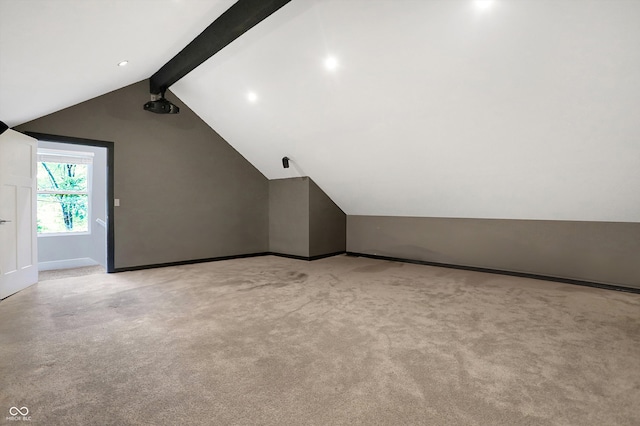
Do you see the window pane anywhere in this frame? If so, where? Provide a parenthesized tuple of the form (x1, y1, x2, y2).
(37, 194, 88, 233)
(37, 162, 88, 192)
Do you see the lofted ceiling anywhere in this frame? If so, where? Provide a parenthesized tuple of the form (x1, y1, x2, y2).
(0, 0, 237, 126)
(2, 0, 639, 221)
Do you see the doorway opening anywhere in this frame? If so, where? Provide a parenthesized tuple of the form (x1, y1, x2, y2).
(26, 132, 115, 273)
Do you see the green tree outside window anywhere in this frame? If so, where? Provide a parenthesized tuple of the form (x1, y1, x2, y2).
(37, 161, 89, 233)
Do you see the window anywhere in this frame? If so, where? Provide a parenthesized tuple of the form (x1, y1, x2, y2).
(37, 148, 94, 235)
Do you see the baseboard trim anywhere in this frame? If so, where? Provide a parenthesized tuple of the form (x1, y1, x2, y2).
(39, 257, 99, 271)
(113, 252, 270, 273)
(269, 253, 309, 261)
(112, 251, 346, 273)
(309, 251, 346, 261)
(345, 252, 640, 295)
(270, 251, 346, 261)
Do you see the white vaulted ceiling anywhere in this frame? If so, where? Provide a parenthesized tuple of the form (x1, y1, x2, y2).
(0, 0, 237, 126)
(2, 0, 640, 221)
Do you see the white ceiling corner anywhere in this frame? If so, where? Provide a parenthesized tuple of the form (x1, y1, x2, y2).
(0, 0, 236, 127)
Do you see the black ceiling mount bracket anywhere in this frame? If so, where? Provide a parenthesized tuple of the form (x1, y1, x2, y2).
(148, 0, 292, 96)
(143, 88, 180, 114)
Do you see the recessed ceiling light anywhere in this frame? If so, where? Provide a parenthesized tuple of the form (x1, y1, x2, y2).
(324, 56, 339, 71)
(474, 0, 494, 11)
(117, 60, 129, 67)
(247, 91, 258, 103)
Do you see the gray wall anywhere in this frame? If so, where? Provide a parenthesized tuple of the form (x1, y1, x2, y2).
(269, 177, 310, 257)
(269, 177, 346, 258)
(309, 179, 346, 257)
(18, 81, 269, 269)
(37, 141, 107, 269)
(347, 216, 640, 289)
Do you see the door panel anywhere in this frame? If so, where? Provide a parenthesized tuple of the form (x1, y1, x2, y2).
(0, 129, 37, 299)
(0, 185, 18, 273)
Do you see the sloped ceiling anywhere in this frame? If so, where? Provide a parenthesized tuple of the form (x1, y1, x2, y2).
(0, 0, 236, 127)
(2, 1, 639, 221)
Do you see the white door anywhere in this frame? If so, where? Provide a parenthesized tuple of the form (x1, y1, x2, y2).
(0, 129, 38, 299)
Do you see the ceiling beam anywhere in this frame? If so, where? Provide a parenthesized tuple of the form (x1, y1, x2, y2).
(149, 0, 291, 95)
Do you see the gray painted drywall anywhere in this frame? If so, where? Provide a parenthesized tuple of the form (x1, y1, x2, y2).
(347, 216, 640, 289)
(37, 141, 107, 268)
(17, 81, 269, 268)
(309, 179, 346, 257)
(268, 177, 346, 258)
(269, 177, 309, 257)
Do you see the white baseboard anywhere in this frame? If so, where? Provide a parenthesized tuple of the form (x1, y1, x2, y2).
(38, 257, 99, 271)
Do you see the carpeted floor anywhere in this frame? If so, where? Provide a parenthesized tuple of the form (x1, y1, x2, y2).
(1, 255, 638, 425)
(38, 265, 106, 282)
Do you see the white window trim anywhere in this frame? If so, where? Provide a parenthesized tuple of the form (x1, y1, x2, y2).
(38, 148, 94, 164)
(37, 148, 93, 236)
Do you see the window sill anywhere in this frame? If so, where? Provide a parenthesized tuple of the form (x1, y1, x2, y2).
(38, 232, 91, 237)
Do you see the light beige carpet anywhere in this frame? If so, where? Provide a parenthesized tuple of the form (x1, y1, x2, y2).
(38, 265, 106, 282)
(1, 255, 638, 425)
